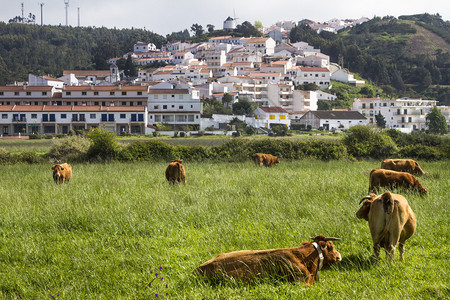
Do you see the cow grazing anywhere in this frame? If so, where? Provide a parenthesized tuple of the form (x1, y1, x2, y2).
(196, 235, 341, 286)
(52, 163, 72, 184)
(253, 153, 280, 167)
(381, 159, 425, 175)
(369, 169, 428, 195)
(165, 160, 186, 185)
(356, 191, 416, 261)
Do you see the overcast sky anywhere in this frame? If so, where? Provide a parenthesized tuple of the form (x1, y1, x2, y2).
(1, 0, 449, 36)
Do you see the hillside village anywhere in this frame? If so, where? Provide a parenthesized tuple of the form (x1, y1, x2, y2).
(0, 16, 448, 136)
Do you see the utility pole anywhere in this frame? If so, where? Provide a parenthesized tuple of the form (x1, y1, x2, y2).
(40, 3, 45, 26)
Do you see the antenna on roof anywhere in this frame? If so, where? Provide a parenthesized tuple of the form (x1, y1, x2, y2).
(233, 8, 239, 21)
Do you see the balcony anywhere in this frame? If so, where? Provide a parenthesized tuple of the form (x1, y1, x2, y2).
(12, 117, 27, 122)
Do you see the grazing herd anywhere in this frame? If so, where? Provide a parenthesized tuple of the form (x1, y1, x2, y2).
(51, 155, 426, 286)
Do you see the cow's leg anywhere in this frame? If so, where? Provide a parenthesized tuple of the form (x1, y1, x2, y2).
(372, 243, 381, 262)
(293, 264, 313, 286)
(398, 242, 405, 261)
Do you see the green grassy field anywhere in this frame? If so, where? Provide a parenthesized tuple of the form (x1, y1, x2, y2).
(0, 160, 448, 299)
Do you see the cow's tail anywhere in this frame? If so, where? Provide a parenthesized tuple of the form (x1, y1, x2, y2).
(375, 192, 395, 245)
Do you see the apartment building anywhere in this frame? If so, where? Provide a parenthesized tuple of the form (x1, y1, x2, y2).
(147, 83, 203, 131)
(352, 97, 450, 132)
(0, 105, 147, 136)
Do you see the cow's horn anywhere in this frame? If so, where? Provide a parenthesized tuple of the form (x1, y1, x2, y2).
(359, 196, 372, 204)
(324, 237, 341, 241)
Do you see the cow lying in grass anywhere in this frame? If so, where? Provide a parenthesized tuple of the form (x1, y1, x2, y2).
(253, 153, 280, 167)
(356, 191, 416, 262)
(52, 163, 72, 184)
(196, 235, 341, 286)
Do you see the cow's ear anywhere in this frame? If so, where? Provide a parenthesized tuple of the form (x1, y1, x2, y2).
(381, 191, 392, 202)
(52, 165, 56, 170)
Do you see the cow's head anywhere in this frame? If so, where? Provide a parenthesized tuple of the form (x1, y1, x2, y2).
(52, 164, 64, 178)
(356, 193, 377, 220)
(415, 162, 425, 175)
(172, 159, 183, 164)
(310, 235, 342, 268)
(274, 156, 280, 164)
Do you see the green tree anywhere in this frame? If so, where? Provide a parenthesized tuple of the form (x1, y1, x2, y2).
(254, 21, 263, 29)
(222, 93, 233, 107)
(124, 55, 137, 77)
(207, 24, 215, 33)
(375, 112, 386, 128)
(190, 24, 204, 37)
(232, 99, 256, 115)
(87, 128, 121, 160)
(235, 21, 261, 37)
(426, 106, 448, 134)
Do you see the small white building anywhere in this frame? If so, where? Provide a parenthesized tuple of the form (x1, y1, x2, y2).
(297, 110, 367, 131)
(134, 42, 157, 53)
(253, 106, 290, 128)
(223, 16, 237, 29)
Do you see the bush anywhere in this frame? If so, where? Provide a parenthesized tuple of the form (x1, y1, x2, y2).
(87, 128, 121, 161)
(399, 145, 444, 160)
(29, 133, 41, 139)
(48, 136, 91, 161)
(18, 151, 45, 164)
(344, 125, 398, 158)
(179, 132, 186, 137)
(119, 140, 175, 161)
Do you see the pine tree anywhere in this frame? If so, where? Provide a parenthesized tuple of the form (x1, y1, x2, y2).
(375, 112, 386, 128)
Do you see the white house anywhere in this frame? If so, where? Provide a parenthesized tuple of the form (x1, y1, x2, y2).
(352, 97, 450, 132)
(331, 66, 365, 86)
(134, 42, 157, 53)
(253, 106, 290, 128)
(147, 83, 203, 131)
(243, 37, 276, 56)
(297, 110, 367, 131)
(315, 90, 337, 101)
(172, 51, 195, 65)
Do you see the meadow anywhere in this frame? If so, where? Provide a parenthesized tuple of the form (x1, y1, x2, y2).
(0, 159, 448, 299)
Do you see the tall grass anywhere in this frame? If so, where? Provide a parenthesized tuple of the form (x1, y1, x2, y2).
(0, 160, 448, 299)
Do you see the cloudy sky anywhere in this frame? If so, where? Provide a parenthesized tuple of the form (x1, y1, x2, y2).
(1, 0, 448, 36)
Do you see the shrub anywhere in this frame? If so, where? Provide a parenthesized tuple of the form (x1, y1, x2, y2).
(399, 145, 444, 160)
(18, 151, 45, 164)
(179, 132, 186, 137)
(87, 128, 121, 161)
(29, 133, 41, 139)
(119, 140, 175, 161)
(344, 125, 398, 158)
(48, 136, 91, 161)
(0, 148, 17, 164)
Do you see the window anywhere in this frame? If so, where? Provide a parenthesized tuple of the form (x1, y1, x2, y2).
(179, 105, 183, 109)
(66, 92, 71, 96)
(137, 91, 142, 96)
(154, 105, 159, 109)
(15, 92, 19, 96)
(1, 114, 7, 119)
(269, 115, 275, 120)
(31, 114, 37, 119)
(121, 91, 127, 96)
(67, 102, 71, 105)
(120, 114, 126, 119)
(26, 92, 31, 96)
(82, 92, 87, 96)
(42, 114, 48, 122)
(79, 114, 85, 121)
(101, 114, 107, 121)
(90, 114, 96, 119)
(61, 114, 66, 119)
(102, 102, 106, 106)
(110, 92, 115, 96)
(122, 102, 127, 106)
(131, 114, 137, 122)
(49, 114, 55, 122)
(0, 92, 3, 95)
(137, 101, 142, 105)
(94, 91, 99, 96)
(72, 114, 78, 121)
(163, 105, 167, 109)
(138, 114, 144, 122)
(108, 114, 114, 122)
(280, 115, 286, 120)
(94, 102, 99, 105)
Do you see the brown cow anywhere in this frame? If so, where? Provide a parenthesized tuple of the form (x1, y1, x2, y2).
(165, 160, 186, 185)
(381, 159, 425, 175)
(369, 169, 428, 195)
(195, 235, 341, 286)
(356, 191, 416, 261)
(51, 163, 72, 184)
(253, 153, 280, 167)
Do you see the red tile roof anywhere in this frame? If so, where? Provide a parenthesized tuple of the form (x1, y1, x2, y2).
(259, 106, 289, 113)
